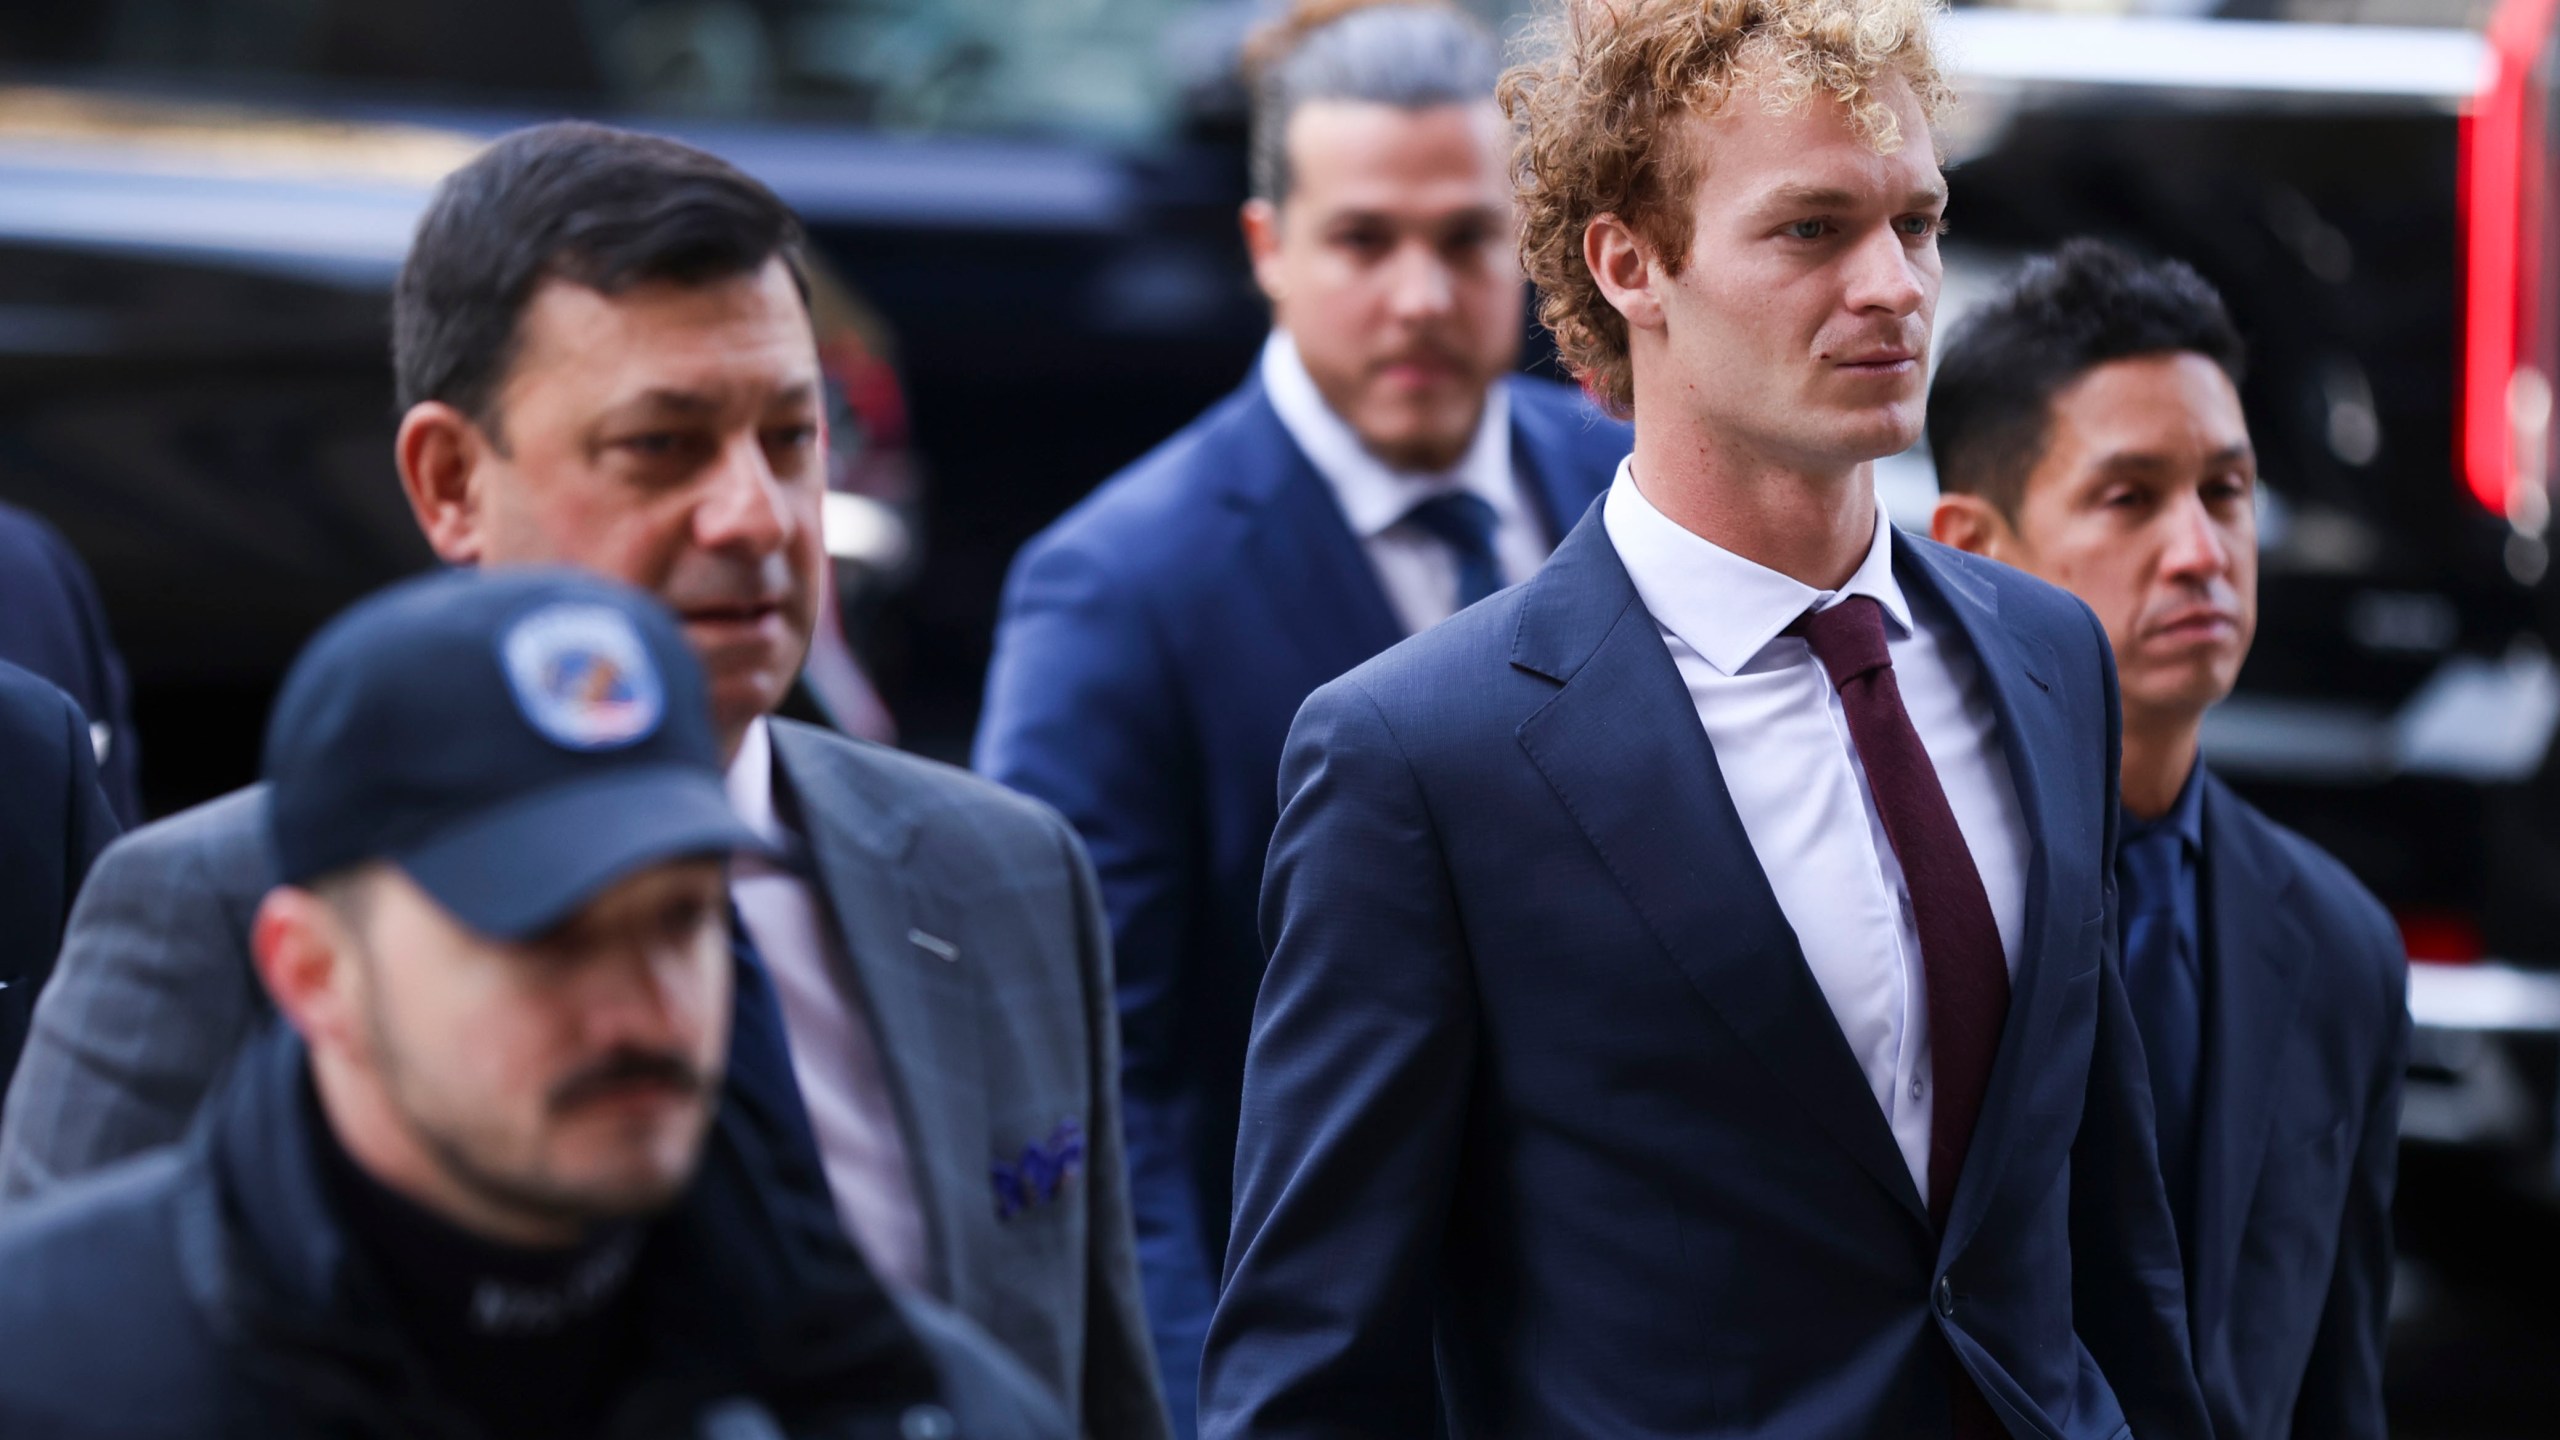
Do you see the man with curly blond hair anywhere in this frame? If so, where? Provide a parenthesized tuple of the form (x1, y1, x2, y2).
(1202, 2, 2214, 1436)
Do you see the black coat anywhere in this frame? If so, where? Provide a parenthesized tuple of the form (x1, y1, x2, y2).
(0, 503, 140, 824)
(0, 1021, 1069, 1440)
(0, 658, 118, 1102)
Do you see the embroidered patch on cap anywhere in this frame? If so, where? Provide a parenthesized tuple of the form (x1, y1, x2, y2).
(501, 603, 664, 751)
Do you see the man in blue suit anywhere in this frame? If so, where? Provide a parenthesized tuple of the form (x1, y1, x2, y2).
(0, 502, 142, 823)
(974, 3, 1625, 1428)
(1200, 3, 2210, 1436)
(0, 659, 119, 1104)
(1932, 241, 2406, 1439)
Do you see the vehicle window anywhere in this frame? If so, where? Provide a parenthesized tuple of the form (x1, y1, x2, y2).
(0, 0, 1515, 143)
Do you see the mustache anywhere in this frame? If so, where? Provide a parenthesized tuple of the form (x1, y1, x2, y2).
(545, 1048, 708, 1114)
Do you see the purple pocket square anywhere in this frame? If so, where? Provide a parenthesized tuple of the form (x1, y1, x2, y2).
(992, 1118, 1086, 1221)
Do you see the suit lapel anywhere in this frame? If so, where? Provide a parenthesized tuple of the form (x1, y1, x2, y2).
(1512, 515, 1930, 1234)
(1891, 538, 2074, 1264)
(769, 722, 989, 1306)
(2188, 774, 2310, 1345)
(1221, 381, 1408, 668)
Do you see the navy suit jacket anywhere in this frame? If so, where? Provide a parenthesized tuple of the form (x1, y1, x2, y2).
(1202, 509, 2210, 1439)
(2185, 772, 2404, 1440)
(0, 661, 120, 1105)
(0, 504, 141, 825)
(975, 373, 1628, 1430)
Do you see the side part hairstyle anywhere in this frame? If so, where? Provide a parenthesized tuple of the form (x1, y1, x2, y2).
(1501, 0, 1952, 414)
(394, 121, 806, 440)
(1928, 238, 2247, 519)
(1246, 0, 1504, 207)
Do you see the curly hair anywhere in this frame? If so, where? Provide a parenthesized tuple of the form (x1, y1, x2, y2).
(1500, 0, 1953, 414)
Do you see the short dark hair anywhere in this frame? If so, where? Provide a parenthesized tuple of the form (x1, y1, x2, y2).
(1246, 0, 1501, 206)
(393, 121, 806, 435)
(1928, 239, 2246, 519)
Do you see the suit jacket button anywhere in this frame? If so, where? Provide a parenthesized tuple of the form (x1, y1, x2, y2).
(1936, 1275, 1956, 1318)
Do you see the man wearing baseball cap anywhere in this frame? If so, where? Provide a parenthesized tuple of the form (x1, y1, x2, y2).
(0, 569, 1064, 1440)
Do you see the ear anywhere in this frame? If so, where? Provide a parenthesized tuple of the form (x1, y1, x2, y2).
(1585, 213, 1666, 334)
(1931, 492, 2018, 561)
(251, 886, 368, 1063)
(396, 402, 493, 566)
(1241, 198, 1287, 309)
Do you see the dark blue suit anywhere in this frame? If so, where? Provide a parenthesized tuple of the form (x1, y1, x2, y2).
(2175, 771, 2405, 1439)
(0, 503, 141, 825)
(1201, 509, 2209, 1439)
(975, 374, 1627, 1432)
(0, 660, 121, 1104)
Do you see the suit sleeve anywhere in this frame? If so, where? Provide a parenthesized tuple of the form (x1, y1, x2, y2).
(2063, 605, 2214, 1438)
(1199, 679, 1471, 1439)
(2289, 918, 2407, 1440)
(0, 810, 263, 1199)
(973, 534, 1218, 1428)
(1051, 810, 1177, 1440)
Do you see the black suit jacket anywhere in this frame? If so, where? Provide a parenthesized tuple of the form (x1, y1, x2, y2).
(0, 504, 140, 824)
(0, 660, 120, 1103)
(2187, 771, 2405, 1439)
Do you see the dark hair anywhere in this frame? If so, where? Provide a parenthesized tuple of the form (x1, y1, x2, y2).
(1246, 0, 1501, 206)
(1927, 239, 2246, 518)
(393, 121, 806, 436)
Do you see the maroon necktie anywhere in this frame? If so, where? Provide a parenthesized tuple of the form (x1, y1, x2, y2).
(1792, 595, 2012, 1440)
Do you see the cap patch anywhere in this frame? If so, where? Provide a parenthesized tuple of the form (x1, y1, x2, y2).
(501, 604, 664, 751)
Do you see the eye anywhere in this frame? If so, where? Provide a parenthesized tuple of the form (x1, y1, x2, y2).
(1896, 213, 1945, 239)
(1333, 227, 1392, 258)
(1782, 218, 1830, 241)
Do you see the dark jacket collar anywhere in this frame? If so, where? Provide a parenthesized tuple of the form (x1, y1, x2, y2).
(174, 1022, 940, 1437)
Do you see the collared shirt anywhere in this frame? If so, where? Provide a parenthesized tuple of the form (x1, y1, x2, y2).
(1602, 460, 2031, 1207)
(1259, 330, 1546, 635)
(726, 719, 928, 1291)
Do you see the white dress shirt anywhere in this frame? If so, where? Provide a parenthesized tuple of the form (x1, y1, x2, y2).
(1259, 330, 1547, 635)
(1602, 461, 2031, 1207)
(727, 718, 929, 1290)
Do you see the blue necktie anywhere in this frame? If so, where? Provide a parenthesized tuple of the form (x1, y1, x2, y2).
(2116, 826, 2202, 1243)
(1400, 491, 1503, 613)
(724, 904, 837, 1228)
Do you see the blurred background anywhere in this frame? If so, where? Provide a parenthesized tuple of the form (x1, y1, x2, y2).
(1, 0, 2555, 1431)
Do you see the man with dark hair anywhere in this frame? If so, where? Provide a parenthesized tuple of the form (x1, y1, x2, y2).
(0, 660, 119, 1106)
(1932, 239, 2405, 1440)
(1, 121, 1167, 1440)
(0, 569, 1065, 1439)
(972, 4, 1625, 1428)
(1202, 2, 2209, 1435)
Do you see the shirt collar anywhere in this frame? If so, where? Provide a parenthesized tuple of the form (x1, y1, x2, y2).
(724, 716, 785, 849)
(1600, 456, 1913, 677)
(1258, 329, 1514, 539)
(2124, 756, 2207, 855)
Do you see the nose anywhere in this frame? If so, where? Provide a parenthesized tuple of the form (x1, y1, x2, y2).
(1845, 226, 1927, 319)
(1386, 239, 1456, 323)
(2159, 489, 2233, 582)
(693, 432, 793, 555)
(574, 935, 706, 1051)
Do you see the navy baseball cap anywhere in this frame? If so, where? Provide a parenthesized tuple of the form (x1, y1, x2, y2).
(263, 568, 769, 940)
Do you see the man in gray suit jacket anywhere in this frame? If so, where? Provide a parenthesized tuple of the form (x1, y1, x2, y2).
(0, 121, 1168, 1440)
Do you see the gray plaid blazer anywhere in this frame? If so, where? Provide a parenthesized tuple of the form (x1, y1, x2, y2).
(0, 718, 1168, 1440)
